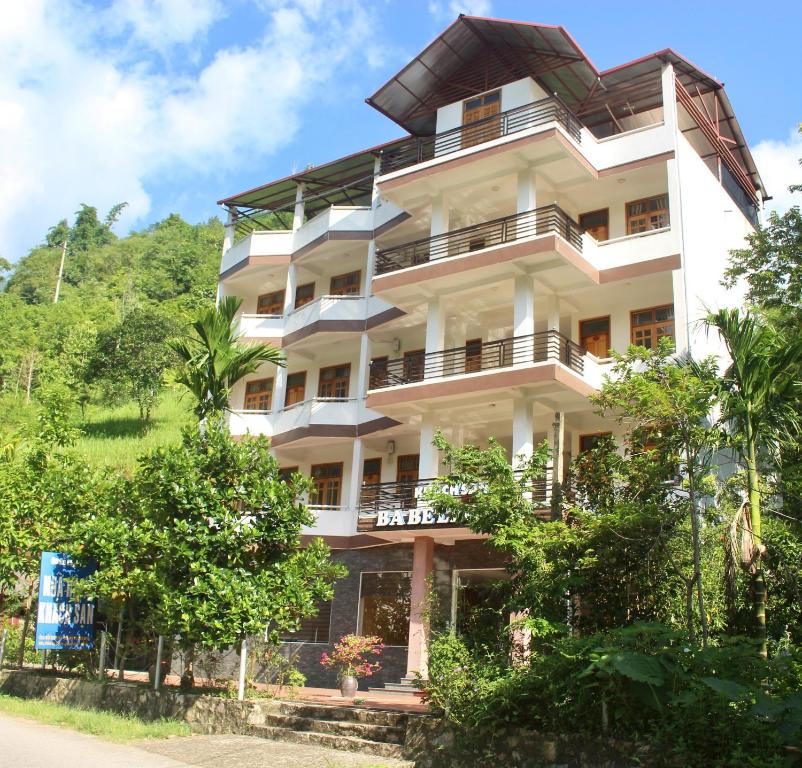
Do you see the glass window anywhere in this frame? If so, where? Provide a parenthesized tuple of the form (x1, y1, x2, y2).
(257, 290, 285, 315)
(243, 378, 273, 411)
(631, 304, 675, 349)
(359, 572, 411, 646)
(278, 466, 298, 483)
(579, 432, 613, 453)
(295, 282, 315, 308)
(285, 371, 306, 407)
(330, 271, 361, 296)
(626, 195, 669, 234)
(318, 363, 351, 399)
(279, 600, 332, 644)
(311, 462, 343, 507)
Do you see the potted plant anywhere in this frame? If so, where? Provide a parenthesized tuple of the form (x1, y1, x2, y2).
(320, 634, 384, 698)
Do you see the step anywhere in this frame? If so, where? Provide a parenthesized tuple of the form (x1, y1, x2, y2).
(278, 701, 409, 727)
(250, 724, 408, 760)
(371, 683, 418, 694)
(263, 712, 406, 744)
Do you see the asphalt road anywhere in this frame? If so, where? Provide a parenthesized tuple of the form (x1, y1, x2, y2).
(0, 712, 412, 768)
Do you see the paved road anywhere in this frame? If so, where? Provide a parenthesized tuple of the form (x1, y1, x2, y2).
(0, 713, 412, 768)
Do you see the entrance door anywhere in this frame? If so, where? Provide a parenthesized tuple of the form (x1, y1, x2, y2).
(396, 454, 419, 509)
(579, 209, 609, 241)
(452, 569, 509, 647)
(579, 317, 610, 358)
(462, 90, 501, 149)
(311, 462, 343, 507)
(465, 338, 483, 373)
(403, 349, 425, 383)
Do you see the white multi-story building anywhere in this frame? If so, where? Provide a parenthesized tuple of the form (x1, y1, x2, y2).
(216, 17, 765, 690)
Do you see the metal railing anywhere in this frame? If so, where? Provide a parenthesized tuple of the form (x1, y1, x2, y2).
(379, 96, 582, 175)
(358, 474, 549, 522)
(375, 205, 581, 276)
(369, 330, 585, 389)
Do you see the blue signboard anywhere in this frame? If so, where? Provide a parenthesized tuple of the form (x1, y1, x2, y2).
(35, 551, 97, 650)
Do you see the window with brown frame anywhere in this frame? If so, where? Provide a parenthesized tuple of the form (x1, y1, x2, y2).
(243, 378, 273, 411)
(579, 432, 613, 453)
(294, 282, 315, 308)
(397, 453, 419, 509)
(579, 317, 611, 358)
(284, 371, 306, 407)
(311, 462, 343, 507)
(626, 195, 669, 234)
(403, 349, 425, 383)
(361, 458, 382, 506)
(462, 90, 501, 149)
(279, 599, 332, 643)
(369, 356, 389, 389)
(318, 363, 351, 399)
(631, 305, 675, 349)
(330, 270, 361, 296)
(579, 209, 609, 241)
(257, 289, 285, 315)
(278, 466, 299, 483)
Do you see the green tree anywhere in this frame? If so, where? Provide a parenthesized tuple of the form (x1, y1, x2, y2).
(172, 296, 284, 420)
(592, 339, 720, 644)
(706, 308, 802, 655)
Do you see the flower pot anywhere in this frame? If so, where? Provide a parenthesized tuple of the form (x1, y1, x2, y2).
(339, 674, 358, 698)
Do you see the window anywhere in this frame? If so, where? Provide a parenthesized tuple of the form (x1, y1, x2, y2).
(311, 462, 343, 507)
(284, 371, 306, 407)
(579, 317, 611, 358)
(369, 356, 389, 389)
(579, 209, 609, 241)
(294, 282, 315, 308)
(243, 378, 273, 411)
(396, 454, 419, 483)
(278, 466, 298, 482)
(362, 458, 382, 486)
(626, 195, 669, 234)
(462, 90, 501, 149)
(257, 290, 285, 315)
(403, 349, 425, 383)
(280, 599, 332, 644)
(465, 338, 483, 373)
(631, 305, 675, 349)
(579, 432, 613, 453)
(318, 363, 351, 399)
(330, 271, 361, 296)
(359, 572, 411, 646)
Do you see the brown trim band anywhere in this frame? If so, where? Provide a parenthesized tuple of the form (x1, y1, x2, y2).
(270, 415, 400, 447)
(220, 254, 290, 280)
(276, 307, 406, 347)
(599, 253, 681, 283)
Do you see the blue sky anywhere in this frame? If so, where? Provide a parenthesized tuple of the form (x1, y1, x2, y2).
(1, 0, 800, 263)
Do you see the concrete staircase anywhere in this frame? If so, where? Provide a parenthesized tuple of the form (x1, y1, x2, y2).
(370, 674, 420, 696)
(249, 700, 416, 761)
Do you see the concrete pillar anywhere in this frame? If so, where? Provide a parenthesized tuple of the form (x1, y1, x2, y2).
(512, 398, 534, 469)
(292, 183, 305, 232)
(549, 411, 565, 519)
(348, 438, 364, 514)
(282, 263, 297, 316)
(356, 333, 371, 400)
(425, 297, 445, 355)
(516, 168, 537, 214)
(418, 414, 438, 479)
(222, 206, 236, 253)
(273, 366, 288, 412)
(406, 535, 434, 677)
(513, 275, 535, 362)
(366, 240, 377, 286)
(546, 294, 560, 333)
(430, 192, 449, 237)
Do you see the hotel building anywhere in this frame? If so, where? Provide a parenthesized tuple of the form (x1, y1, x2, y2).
(216, 17, 765, 690)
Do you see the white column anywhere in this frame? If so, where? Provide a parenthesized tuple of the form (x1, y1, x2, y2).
(513, 275, 535, 362)
(546, 294, 560, 333)
(356, 333, 371, 399)
(516, 168, 537, 214)
(425, 297, 445, 354)
(282, 262, 297, 316)
(512, 398, 534, 468)
(348, 438, 364, 514)
(292, 183, 305, 232)
(419, 414, 438, 479)
(549, 411, 565, 517)
(222, 206, 236, 253)
(430, 192, 449, 237)
(366, 240, 377, 286)
(273, 366, 288, 413)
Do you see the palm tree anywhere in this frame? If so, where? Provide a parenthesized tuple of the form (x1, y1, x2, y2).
(172, 296, 284, 420)
(706, 308, 802, 655)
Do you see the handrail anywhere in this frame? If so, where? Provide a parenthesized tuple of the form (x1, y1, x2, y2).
(368, 330, 585, 389)
(375, 204, 581, 276)
(379, 96, 582, 175)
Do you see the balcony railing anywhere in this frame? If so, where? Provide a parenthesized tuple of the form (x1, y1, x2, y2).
(375, 205, 581, 276)
(369, 330, 585, 390)
(379, 96, 582, 175)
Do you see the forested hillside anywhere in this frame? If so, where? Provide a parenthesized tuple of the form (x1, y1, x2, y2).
(0, 204, 224, 466)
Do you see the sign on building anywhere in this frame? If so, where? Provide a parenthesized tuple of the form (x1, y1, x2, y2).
(34, 551, 97, 651)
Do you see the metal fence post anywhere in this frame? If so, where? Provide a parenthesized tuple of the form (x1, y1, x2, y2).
(0, 628, 7, 669)
(98, 630, 107, 681)
(237, 638, 248, 701)
(154, 636, 164, 692)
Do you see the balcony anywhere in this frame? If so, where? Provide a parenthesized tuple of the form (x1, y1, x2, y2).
(378, 96, 582, 176)
(371, 330, 585, 389)
(357, 475, 549, 533)
(375, 205, 581, 277)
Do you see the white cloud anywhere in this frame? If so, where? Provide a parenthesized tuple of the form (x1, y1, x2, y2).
(427, 0, 493, 23)
(752, 126, 802, 216)
(0, 0, 379, 262)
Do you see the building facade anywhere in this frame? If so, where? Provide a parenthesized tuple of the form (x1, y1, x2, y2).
(216, 17, 765, 690)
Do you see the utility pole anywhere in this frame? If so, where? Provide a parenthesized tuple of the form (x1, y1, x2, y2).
(53, 239, 67, 303)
